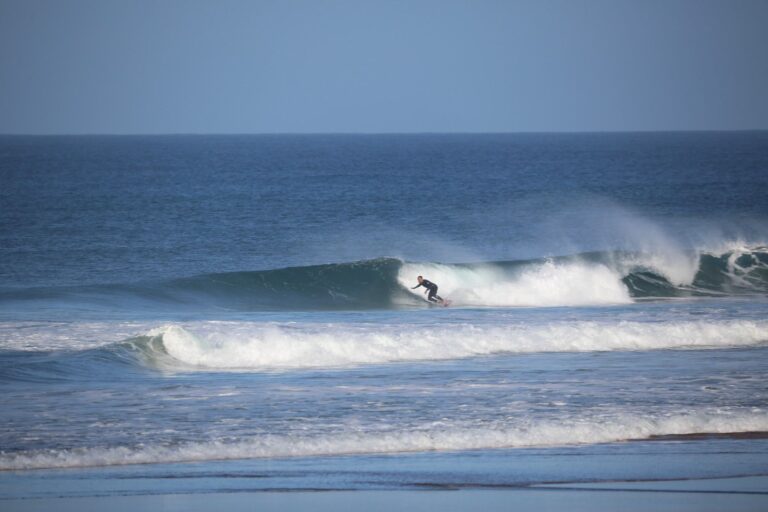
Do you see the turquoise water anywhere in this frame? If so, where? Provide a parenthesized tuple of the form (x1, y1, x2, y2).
(1, 133, 767, 495)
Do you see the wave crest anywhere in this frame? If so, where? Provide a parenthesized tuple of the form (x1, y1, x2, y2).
(3, 410, 767, 470)
(132, 319, 768, 371)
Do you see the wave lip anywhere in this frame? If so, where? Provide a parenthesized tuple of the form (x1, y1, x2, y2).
(131, 319, 768, 371)
(3, 410, 766, 470)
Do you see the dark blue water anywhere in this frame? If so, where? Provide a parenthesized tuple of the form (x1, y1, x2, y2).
(1, 133, 767, 494)
(2, 132, 767, 288)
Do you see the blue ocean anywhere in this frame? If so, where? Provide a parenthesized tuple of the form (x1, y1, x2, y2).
(1, 132, 768, 496)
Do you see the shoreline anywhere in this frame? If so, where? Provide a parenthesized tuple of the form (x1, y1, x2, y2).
(2, 476, 767, 512)
(3, 429, 768, 473)
(646, 431, 768, 441)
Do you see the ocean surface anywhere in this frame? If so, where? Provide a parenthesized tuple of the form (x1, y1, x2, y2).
(1, 132, 768, 497)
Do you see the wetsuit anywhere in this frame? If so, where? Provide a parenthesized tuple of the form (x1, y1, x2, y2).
(412, 279, 443, 303)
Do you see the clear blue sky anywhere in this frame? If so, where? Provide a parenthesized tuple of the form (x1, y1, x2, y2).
(1, 0, 767, 134)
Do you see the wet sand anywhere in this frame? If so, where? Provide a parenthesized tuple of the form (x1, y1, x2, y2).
(646, 431, 768, 441)
(2, 476, 767, 512)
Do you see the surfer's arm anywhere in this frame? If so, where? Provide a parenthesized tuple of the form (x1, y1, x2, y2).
(411, 284, 422, 289)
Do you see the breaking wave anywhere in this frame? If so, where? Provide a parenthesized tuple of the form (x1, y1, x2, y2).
(123, 319, 768, 371)
(2, 410, 767, 470)
(3, 318, 767, 380)
(2, 245, 766, 311)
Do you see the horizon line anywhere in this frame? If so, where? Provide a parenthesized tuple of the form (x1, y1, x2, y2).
(1, 128, 767, 137)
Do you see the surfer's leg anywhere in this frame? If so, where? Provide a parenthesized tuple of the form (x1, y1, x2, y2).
(428, 287, 442, 303)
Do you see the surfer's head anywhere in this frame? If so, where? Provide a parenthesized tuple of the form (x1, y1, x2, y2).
(417, 275, 423, 283)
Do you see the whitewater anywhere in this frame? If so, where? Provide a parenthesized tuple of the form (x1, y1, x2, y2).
(141, 318, 768, 370)
(4, 409, 768, 470)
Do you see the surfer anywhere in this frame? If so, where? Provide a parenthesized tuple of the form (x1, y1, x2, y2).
(411, 276, 444, 304)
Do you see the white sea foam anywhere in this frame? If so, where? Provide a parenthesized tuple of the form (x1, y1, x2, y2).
(721, 243, 768, 287)
(147, 319, 768, 370)
(398, 242, 768, 306)
(0, 321, 157, 352)
(398, 260, 632, 307)
(3, 410, 766, 470)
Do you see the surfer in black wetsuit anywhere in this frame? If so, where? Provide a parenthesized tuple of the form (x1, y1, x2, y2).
(411, 276, 444, 304)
